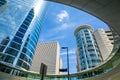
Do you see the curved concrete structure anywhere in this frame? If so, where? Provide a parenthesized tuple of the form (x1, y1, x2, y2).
(74, 25, 93, 36)
(0, 0, 120, 80)
(47, 0, 120, 35)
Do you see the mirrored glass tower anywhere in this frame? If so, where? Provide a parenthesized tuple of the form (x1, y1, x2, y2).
(0, 0, 46, 70)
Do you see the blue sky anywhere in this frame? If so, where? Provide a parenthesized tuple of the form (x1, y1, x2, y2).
(38, 1, 109, 73)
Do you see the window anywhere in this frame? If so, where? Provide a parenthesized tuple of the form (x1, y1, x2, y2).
(92, 60, 96, 63)
(20, 24, 28, 30)
(16, 59, 23, 67)
(9, 42, 21, 50)
(88, 44, 93, 47)
(4, 55, 15, 64)
(87, 40, 92, 43)
(26, 50, 33, 59)
(19, 53, 32, 65)
(85, 33, 89, 36)
(86, 37, 90, 39)
(0, 53, 6, 61)
(88, 49, 95, 52)
(84, 30, 88, 32)
(0, 45, 5, 52)
(19, 28, 26, 34)
(23, 20, 30, 26)
(15, 32, 24, 38)
(26, 44, 35, 53)
(13, 36, 22, 44)
(5, 47, 18, 56)
(0, 37, 10, 52)
(0, 37, 9, 45)
(90, 54, 96, 57)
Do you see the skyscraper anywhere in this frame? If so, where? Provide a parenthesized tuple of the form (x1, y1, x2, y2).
(74, 25, 102, 71)
(94, 29, 113, 61)
(0, 0, 46, 70)
(31, 42, 61, 74)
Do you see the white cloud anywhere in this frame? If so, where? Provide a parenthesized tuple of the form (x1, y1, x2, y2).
(57, 10, 69, 22)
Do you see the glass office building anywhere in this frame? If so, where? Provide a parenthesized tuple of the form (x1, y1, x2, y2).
(0, 0, 46, 70)
(74, 25, 102, 71)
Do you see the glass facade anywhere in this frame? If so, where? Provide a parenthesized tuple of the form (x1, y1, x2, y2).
(0, 0, 46, 70)
(74, 25, 102, 71)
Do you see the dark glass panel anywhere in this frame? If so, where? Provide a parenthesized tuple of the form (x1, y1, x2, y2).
(15, 32, 24, 38)
(5, 47, 18, 56)
(18, 28, 26, 34)
(13, 36, 22, 44)
(0, 53, 6, 61)
(0, 37, 10, 52)
(9, 41, 21, 50)
(16, 59, 23, 67)
(4, 55, 15, 64)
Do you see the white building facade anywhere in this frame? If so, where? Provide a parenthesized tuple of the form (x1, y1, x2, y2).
(94, 29, 113, 61)
(31, 42, 61, 74)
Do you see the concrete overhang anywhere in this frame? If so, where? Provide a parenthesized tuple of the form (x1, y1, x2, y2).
(47, 0, 120, 35)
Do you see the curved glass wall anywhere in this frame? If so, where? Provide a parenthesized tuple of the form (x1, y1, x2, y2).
(0, 0, 46, 70)
(74, 25, 102, 71)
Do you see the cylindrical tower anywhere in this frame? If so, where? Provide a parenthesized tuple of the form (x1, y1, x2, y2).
(0, 0, 46, 70)
(74, 25, 102, 71)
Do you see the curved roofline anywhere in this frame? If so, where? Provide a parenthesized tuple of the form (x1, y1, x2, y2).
(74, 25, 93, 36)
